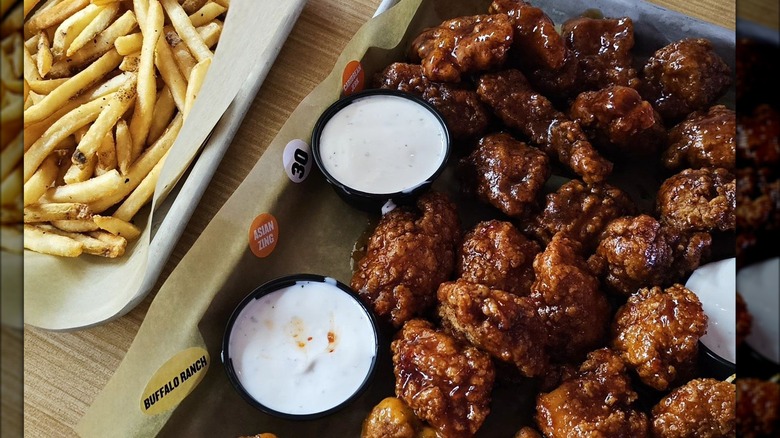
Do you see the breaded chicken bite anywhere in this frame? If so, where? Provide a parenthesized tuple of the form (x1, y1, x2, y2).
(410, 14, 514, 83)
(376, 63, 490, 140)
(361, 397, 437, 438)
(651, 378, 736, 438)
(536, 348, 649, 438)
(530, 233, 611, 362)
(392, 319, 495, 438)
(489, 0, 567, 70)
(657, 167, 736, 233)
(612, 284, 708, 391)
(437, 279, 548, 377)
(736, 378, 780, 438)
(664, 105, 736, 171)
(351, 191, 461, 327)
(459, 133, 550, 219)
(641, 38, 731, 122)
(458, 220, 540, 296)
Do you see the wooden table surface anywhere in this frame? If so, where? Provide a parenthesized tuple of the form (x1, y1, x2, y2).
(17, 1, 735, 437)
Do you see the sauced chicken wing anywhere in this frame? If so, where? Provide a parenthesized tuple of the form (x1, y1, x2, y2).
(536, 348, 649, 438)
(570, 85, 666, 158)
(561, 16, 639, 91)
(488, 0, 566, 70)
(651, 378, 736, 438)
(738, 104, 780, 167)
(530, 233, 611, 362)
(641, 38, 731, 122)
(612, 284, 707, 391)
(458, 220, 540, 296)
(524, 179, 636, 253)
(392, 319, 495, 438)
(458, 133, 550, 218)
(657, 167, 736, 233)
(351, 191, 461, 327)
(736, 378, 780, 438)
(410, 14, 514, 83)
(437, 279, 548, 377)
(477, 69, 613, 183)
(376, 62, 490, 140)
(361, 397, 437, 438)
(590, 214, 711, 296)
(664, 105, 736, 171)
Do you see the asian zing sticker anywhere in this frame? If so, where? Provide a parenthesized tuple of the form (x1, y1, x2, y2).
(342, 60, 365, 96)
(140, 347, 210, 416)
(283, 139, 312, 183)
(249, 213, 279, 258)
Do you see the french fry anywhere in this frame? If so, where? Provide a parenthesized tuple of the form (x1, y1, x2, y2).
(23, 224, 84, 257)
(24, 93, 115, 181)
(154, 37, 186, 110)
(183, 57, 209, 119)
(159, 0, 211, 62)
(24, 48, 122, 125)
(166, 30, 195, 78)
(44, 168, 123, 203)
(66, 2, 119, 56)
(212, 0, 228, 9)
(23, 202, 91, 222)
(40, 224, 126, 257)
(23, 43, 41, 80)
(87, 229, 127, 257)
(63, 152, 96, 183)
(118, 52, 139, 71)
(128, 0, 162, 158)
(114, 117, 131, 174)
(147, 85, 174, 144)
(95, 131, 117, 175)
(24, 0, 42, 18)
(51, 3, 101, 59)
(26, 77, 68, 93)
(50, 218, 99, 232)
(1, 167, 22, 206)
(188, 2, 226, 27)
(93, 214, 140, 240)
(35, 31, 53, 77)
(0, 132, 23, 179)
(113, 32, 140, 55)
(25, 0, 90, 36)
(113, 149, 165, 221)
(1, 1, 24, 34)
(23, 152, 59, 206)
(72, 73, 136, 167)
(180, 0, 207, 15)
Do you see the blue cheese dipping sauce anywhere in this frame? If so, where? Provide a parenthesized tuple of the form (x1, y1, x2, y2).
(685, 258, 736, 364)
(312, 90, 450, 210)
(223, 275, 379, 418)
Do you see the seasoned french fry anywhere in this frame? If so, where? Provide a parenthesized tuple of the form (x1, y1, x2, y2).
(27, 78, 68, 93)
(159, 0, 211, 62)
(24, 202, 91, 222)
(51, 3, 101, 59)
(114, 117, 131, 174)
(113, 150, 165, 221)
(180, 0, 207, 15)
(24, 94, 114, 181)
(87, 229, 127, 257)
(25, 0, 90, 35)
(166, 30, 195, 78)
(23, 224, 83, 257)
(93, 214, 140, 240)
(50, 218, 99, 232)
(24, 49, 122, 125)
(40, 224, 126, 257)
(118, 52, 139, 71)
(128, 0, 162, 158)
(45, 168, 123, 203)
(113, 32, 140, 55)
(66, 2, 119, 56)
(183, 57, 209, 119)
(23, 153, 59, 206)
(189, 2, 226, 27)
(63, 152, 96, 183)
(72, 74, 136, 167)
(147, 85, 174, 144)
(35, 31, 53, 77)
(95, 131, 117, 175)
(154, 37, 186, 111)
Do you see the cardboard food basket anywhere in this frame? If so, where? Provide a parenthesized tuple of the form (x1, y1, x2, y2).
(78, 0, 735, 436)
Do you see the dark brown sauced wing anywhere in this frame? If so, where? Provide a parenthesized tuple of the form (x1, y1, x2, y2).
(664, 104, 736, 171)
(657, 167, 736, 233)
(651, 378, 736, 438)
(476, 69, 613, 183)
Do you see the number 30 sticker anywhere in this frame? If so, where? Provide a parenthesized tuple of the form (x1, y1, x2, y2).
(283, 139, 312, 183)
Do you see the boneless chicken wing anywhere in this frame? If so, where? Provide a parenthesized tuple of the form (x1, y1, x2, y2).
(351, 191, 461, 327)
(361, 397, 437, 438)
(657, 167, 736, 233)
(612, 284, 707, 391)
(376, 63, 490, 140)
(736, 378, 780, 438)
(651, 378, 736, 438)
(458, 133, 550, 219)
(437, 279, 548, 377)
(392, 319, 495, 438)
(458, 220, 540, 296)
(536, 348, 649, 438)
(411, 14, 514, 83)
(664, 105, 736, 171)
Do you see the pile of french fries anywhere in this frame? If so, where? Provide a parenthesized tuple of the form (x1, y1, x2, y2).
(1, 0, 23, 258)
(21, 0, 227, 258)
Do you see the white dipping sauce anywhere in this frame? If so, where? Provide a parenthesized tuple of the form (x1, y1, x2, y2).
(737, 257, 780, 364)
(318, 94, 447, 194)
(228, 279, 377, 415)
(685, 258, 736, 364)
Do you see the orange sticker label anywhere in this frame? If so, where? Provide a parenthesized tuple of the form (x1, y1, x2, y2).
(342, 60, 365, 96)
(249, 213, 278, 258)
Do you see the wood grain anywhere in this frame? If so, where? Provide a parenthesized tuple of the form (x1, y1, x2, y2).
(19, 1, 735, 436)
